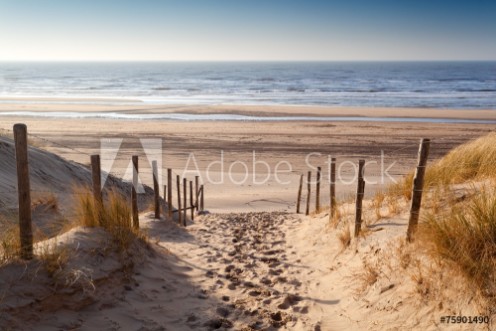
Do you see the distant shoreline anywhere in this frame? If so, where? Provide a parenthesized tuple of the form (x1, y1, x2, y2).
(0, 110, 495, 124)
(0, 102, 494, 122)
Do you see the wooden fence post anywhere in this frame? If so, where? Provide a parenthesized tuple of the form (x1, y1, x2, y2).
(195, 176, 199, 211)
(189, 181, 194, 220)
(305, 171, 311, 216)
(163, 184, 167, 204)
(316, 166, 321, 213)
(406, 138, 431, 242)
(354, 159, 365, 237)
(183, 177, 187, 226)
(152, 160, 160, 219)
(200, 185, 204, 211)
(176, 175, 182, 225)
(296, 174, 303, 213)
(91, 154, 103, 210)
(329, 157, 336, 220)
(131, 155, 139, 229)
(13, 124, 33, 260)
(167, 169, 172, 219)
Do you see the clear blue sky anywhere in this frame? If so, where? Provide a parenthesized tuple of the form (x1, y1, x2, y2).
(0, 0, 495, 61)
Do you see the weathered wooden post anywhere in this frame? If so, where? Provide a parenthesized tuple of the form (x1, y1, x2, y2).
(13, 124, 33, 260)
(183, 177, 187, 226)
(200, 185, 204, 211)
(167, 169, 172, 219)
(316, 166, 321, 212)
(407, 138, 431, 242)
(305, 171, 311, 216)
(296, 174, 303, 214)
(189, 180, 194, 220)
(152, 160, 160, 219)
(195, 175, 199, 211)
(354, 160, 365, 237)
(91, 154, 103, 210)
(132, 155, 139, 229)
(329, 157, 337, 220)
(176, 175, 182, 225)
(163, 184, 167, 204)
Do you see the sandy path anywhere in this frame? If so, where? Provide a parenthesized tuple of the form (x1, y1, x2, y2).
(2, 209, 485, 331)
(1, 211, 321, 331)
(141, 212, 315, 330)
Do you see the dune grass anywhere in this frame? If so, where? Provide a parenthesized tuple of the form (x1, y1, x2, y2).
(0, 218, 20, 265)
(329, 132, 496, 310)
(385, 132, 496, 201)
(338, 226, 351, 250)
(425, 132, 496, 185)
(1, 186, 146, 265)
(76, 187, 147, 251)
(383, 132, 496, 306)
(420, 187, 496, 297)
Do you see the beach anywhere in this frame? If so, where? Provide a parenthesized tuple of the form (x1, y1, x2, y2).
(0, 103, 493, 213)
(2, 1, 496, 328)
(1, 101, 495, 330)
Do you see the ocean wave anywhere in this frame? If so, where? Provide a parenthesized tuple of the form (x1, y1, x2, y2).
(1, 62, 496, 109)
(287, 87, 306, 92)
(454, 88, 496, 92)
(152, 87, 172, 91)
(257, 77, 276, 82)
(0, 111, 495, 124)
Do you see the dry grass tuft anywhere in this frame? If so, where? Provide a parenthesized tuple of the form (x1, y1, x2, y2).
(363, 261, 379, 286)
(0, 219, 20, 265)
(338, 226, 351, 250)
(31, 192, 58, 211)
(76, 187, 147, 251)
(419, 187, 496, 299)
(310, 205, 329, 217)
(328, 203, 343, 228)
(354, 259, 380, 295)
(387, 173, 414, 201)
(397, 241, 412, 270)
(385, 195, 401, 216)
(37, 243, 70, 278)
(371, 190, 386, 220)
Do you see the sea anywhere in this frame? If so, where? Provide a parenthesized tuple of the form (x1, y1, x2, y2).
(1, 61, 495, 109)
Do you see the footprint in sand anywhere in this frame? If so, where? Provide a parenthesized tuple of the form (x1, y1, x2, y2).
(260, 277, 272, 286)
(277, 294, 303, 310)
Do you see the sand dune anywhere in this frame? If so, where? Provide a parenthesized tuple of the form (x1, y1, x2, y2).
(0, 136, 155, 237)
(1, 206, 485, 330)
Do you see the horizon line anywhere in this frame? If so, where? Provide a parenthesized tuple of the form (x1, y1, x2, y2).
(1, 59, 496, 63)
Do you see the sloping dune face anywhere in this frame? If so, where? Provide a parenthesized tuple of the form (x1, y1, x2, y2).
(0, 136, 154, 237)
(0, 136, 92, 209)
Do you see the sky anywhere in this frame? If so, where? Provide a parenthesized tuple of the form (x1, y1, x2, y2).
(0, 0, 495, 61)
